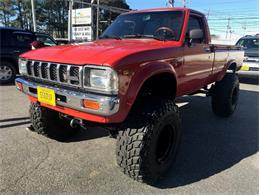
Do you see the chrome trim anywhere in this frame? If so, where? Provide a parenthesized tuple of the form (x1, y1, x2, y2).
(31, 61, 35, 77)
(67, 65, 71, 84)
(15, 77, 120, 116)
(25, 60, 82, 88)
(83, 65, 119, 95)
(47, 63, 51, 80)
(39, 62, 42, 78)
(79, 66, 83, 86)
(56, 64, 60, 82)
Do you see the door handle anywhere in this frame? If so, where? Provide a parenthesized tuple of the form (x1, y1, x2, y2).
(13, 50, 21, 53)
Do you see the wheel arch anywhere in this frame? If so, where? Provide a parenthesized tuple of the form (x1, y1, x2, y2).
(118, 62, 178, 122)
(0, 57, 18, 72)
(216, 60, 238, 81)
(227, 61, 238, 72)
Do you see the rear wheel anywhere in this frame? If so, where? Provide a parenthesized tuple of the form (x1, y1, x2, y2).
(29, 103, 79, 140)
(211, 73, 239, 117)
(116, 98, 181, 184)
(0, 61, 16, 84)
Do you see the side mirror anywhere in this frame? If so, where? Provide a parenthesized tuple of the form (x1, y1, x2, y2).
(30, 40, 46, 50)
(189, 29, 203, 40)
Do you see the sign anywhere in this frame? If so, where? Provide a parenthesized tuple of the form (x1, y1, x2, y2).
(72, 8, 92, 25)
(72, 26, 93, 41)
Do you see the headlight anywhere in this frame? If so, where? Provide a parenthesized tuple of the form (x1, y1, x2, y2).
(83, 65, 118, 94)
(18, 58, 27, 75)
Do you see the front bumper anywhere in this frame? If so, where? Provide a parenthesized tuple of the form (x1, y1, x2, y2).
(237, 61, 259, 78)
(15, 77, 120, 116)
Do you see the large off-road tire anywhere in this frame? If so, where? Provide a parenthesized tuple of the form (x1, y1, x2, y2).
(211, 73, 239, 117)
(29, 103, 79, 140)
(0, 61, 16, 85)
(116, 99, 181, 184)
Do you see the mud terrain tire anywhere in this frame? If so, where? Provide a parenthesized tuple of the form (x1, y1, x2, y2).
(29, 103, 79, 140)
(116, 99, 181, 184)
(212, 73, 239, 117)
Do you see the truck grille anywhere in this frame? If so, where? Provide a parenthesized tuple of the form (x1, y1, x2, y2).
(25, 60, 83, 87)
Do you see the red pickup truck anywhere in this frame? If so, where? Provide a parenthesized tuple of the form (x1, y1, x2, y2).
(15, 8, 244, 184)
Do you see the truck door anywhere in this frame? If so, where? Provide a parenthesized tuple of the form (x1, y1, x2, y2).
(180, 14, 214, 94)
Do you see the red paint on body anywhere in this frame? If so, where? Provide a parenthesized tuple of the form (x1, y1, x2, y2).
(21, 8, 244, 124)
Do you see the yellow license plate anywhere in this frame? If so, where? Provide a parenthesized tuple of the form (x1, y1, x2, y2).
(37, 87, 56, 106)
(240, 64, 250, 71)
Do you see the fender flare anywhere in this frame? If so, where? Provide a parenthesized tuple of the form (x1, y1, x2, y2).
(217, 59, 238, 81)
(117, 61, 177, 122)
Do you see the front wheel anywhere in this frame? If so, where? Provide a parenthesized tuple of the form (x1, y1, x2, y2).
(211, 73, 240, 117)
(116, 99, 181, 184)
(29, 103, 79, 140)
(0, 61, 16, 84)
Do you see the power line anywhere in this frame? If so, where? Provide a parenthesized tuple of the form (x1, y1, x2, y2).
(195, 0, 255, 5)
(208, 17, 259, 20)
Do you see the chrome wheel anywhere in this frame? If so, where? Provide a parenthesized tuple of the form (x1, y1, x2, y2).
(0, 65, 13, 81)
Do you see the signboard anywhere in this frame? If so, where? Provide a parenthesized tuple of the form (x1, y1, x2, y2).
(72, 8, 92, 25)
(70, 8, 93, 41)
(72, 26, 92, 41)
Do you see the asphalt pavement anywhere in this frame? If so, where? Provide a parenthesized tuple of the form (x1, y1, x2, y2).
(0, 79, 258, 194)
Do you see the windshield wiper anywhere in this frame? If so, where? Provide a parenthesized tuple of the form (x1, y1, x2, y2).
(99, 35, 122, 40)
(123, 34, 165, 41)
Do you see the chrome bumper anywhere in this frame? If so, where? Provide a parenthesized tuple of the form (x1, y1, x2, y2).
(15, 78, 120, 116)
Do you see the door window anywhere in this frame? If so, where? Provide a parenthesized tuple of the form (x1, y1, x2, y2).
(187, 15, 205, 43)
(13, 32, 34, 47)
(36, 35, 57, 46)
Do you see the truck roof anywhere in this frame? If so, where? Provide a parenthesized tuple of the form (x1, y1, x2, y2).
(240, 34, 259, 39)
(122, 7, 205, 16)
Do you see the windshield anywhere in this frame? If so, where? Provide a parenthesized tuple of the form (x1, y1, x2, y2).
(236, 38, 259, 49)
(100, 11, 184, 41)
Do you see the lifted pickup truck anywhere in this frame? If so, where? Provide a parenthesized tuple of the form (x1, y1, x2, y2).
(15, 8, 244, 184)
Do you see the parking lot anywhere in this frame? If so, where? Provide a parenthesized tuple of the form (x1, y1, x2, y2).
(0, 79, 258, 194)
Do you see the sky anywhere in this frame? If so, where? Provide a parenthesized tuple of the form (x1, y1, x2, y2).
(126, 0, 259, 40)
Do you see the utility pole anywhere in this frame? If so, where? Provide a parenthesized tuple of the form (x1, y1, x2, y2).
(96, 0, 100, 39)
(242, 21, 247, 36)
(226, 17, 231, 39)
(31, 0, 36, 32)
(167, 0, 174, 7)
(68, 0, 73, 41)
(91, 0, 95, 41)
(182, 0, 186, 7)
(206, 8, 210, 20)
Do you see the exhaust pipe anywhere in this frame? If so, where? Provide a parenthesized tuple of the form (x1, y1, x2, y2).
(70, 119, 81, 128)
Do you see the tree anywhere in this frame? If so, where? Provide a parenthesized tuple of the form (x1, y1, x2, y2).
(0, 0, 130, 39)
(11, 0, 34, 30)
(97, 0, 130, 37)
(0, 0, 16, 26)
(38, 0, 68, 37)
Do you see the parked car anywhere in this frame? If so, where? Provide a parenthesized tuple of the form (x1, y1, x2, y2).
(236, 34, 259, 77)
(35, 32, 57, 46)
(15, 8, 244, 184)
(0, 27, 57, 84)
(55, 38, 69, 45)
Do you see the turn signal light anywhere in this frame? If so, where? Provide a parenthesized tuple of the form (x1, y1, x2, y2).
(16, 82, 23, 91)
(82, 99, 100, 110)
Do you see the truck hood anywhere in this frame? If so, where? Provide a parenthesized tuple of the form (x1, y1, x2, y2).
(21, 39, 179, 66)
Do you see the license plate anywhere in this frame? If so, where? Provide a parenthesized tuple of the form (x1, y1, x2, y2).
(240, 64, 250, 71)
(37, 87, 56, 106)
